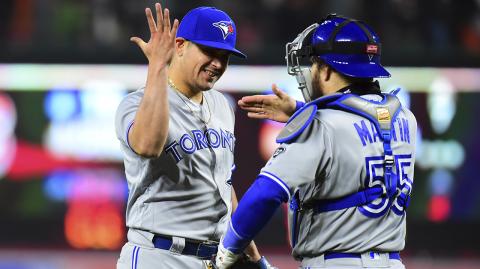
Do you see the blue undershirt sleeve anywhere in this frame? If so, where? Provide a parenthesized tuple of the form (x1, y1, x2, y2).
(222, 175, 290, 253)
(295, 100, 305, 111)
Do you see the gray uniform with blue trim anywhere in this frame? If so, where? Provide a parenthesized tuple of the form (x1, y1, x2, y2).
(115, 86, 235, 268)
(261, 93, 416, 268)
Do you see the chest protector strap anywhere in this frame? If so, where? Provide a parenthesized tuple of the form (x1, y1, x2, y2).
(280, 93, 404, 216)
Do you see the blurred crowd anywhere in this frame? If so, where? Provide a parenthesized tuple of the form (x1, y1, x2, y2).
(1, 0, 479, 66)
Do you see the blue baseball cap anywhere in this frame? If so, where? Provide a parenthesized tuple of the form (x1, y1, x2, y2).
(176, 7, 247, 58)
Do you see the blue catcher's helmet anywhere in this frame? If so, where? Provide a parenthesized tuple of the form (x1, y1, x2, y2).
(310, 15, 390, 78)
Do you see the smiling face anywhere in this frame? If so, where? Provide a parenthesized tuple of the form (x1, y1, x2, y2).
(175, 39, 230, 93)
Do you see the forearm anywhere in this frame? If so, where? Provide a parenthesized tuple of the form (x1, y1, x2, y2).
(129, 63, 170, 157)
(224, 176, 289, 253)
(231, 188, 262, 261)
(244, 241, 261, 261)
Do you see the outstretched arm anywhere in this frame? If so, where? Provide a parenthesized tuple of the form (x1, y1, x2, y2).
(128, 3, 179, 157)
(217, 176, 290, 268)
(231, 189, 262, 262)
(238, 84, 303, 123)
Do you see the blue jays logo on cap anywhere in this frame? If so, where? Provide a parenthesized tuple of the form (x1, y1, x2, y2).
(212, 21, 234, 40)
(176, 7, 246, 58)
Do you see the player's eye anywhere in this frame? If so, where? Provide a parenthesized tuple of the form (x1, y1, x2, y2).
(198, 45, 230, 62)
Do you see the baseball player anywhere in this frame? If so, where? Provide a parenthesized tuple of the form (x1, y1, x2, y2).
(216, 14, 417, 269)
(115, 4, 276, 269)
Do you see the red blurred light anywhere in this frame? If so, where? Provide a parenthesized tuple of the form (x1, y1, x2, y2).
(65, 200, 125, 250)
(6, 141, 111, 180)
(427, 195, 451, 222)
(258, 123, 283, 161)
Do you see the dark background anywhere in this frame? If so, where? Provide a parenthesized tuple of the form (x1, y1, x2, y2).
(0, 0, 479, 67)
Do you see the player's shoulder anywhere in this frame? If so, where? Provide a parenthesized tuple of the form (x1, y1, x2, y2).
(316, 107, 352, 123)
(276, 105, 332, 144)
(277, 93, 402, 143)
(115, 88, 144, 115)
(207, 88, 228, 102)
(401, 106, 417, 123)
(314, 107, 364, 133)
(207, 89, 235, 111)
(119, 88, 144, 105)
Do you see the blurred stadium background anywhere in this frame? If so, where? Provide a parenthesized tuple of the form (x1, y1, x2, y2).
(1, 0, 480, 268)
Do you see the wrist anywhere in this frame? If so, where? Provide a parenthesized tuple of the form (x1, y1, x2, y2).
(248, 253, 262, 262)
(148, 62, 169, 73)
(256, 256, 275, 269)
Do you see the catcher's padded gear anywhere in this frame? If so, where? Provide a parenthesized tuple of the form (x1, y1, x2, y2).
(277, 92, 401, 144)
(276, 104, 317, 143)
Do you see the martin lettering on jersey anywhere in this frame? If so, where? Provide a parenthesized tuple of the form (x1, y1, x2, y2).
(164, 128, 235, 162)
(353, 117, 411, 146)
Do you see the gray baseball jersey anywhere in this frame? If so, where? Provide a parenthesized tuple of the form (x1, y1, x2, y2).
(261, 93, 417, 260)
(115, 86, 235, 243)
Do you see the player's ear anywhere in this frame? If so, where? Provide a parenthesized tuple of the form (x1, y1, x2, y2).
(175, 38, 187, 56)
(317, 63, 329, 82)
(323, 65, 333, 81)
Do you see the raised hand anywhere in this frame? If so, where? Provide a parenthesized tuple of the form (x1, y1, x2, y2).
(130, 3, 179, 66)
(238, 84, 297, 123)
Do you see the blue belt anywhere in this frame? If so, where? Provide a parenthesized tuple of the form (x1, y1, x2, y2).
(152, 235, 218, 259)
(324, 251, 401, 260)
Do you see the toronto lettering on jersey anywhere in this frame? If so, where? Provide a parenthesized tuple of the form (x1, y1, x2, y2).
(164, 128, 235, 162)
(353, 118, 411, 146)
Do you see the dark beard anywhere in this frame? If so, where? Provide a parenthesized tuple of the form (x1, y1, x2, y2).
(311, 74, 324, 100)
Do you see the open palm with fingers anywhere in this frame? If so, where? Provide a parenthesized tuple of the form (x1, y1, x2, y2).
(238, 84, 297, 123)
(130, 3, 179, 66)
